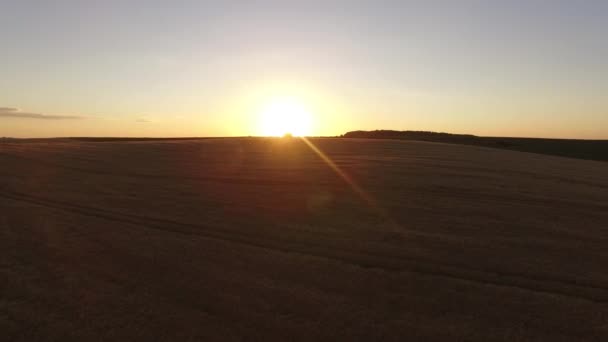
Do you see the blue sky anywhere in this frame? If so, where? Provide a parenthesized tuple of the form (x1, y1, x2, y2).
(1, 1, 606, 138)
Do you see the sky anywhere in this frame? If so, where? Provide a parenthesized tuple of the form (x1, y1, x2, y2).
(0, 0, 606, 138)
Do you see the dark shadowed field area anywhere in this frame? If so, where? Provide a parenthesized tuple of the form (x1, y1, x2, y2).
(1, 137, 608, 341)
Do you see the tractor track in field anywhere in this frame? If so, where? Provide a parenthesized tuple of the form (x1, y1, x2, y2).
(0, 152, 329, 187)
(2, 151, 606, 214)
(2, 188, 608, 304)
(2, 149, 608, 190)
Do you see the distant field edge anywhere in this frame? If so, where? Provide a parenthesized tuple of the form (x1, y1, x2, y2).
(341, 130, 608, 162)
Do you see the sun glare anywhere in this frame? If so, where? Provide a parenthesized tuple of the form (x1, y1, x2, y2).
(258, 98, 313, 137)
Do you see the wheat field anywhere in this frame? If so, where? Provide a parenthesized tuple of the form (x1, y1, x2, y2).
(1, 137, 607, 341)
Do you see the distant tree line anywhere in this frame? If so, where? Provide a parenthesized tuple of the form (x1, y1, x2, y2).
(342, 130, 477, 143)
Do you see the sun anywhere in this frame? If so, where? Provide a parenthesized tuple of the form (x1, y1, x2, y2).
(258, 98, 313, 137)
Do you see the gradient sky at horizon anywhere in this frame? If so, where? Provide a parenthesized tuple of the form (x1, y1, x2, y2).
(1, 0, 606, 138)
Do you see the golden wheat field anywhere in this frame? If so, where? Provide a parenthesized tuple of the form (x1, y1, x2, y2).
(1, 137, 608, 341)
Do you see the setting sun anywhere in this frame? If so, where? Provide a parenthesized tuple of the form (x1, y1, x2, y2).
(258, 98, 313, 137)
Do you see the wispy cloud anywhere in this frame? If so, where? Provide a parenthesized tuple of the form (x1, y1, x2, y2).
(0, 107, 83, 120)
